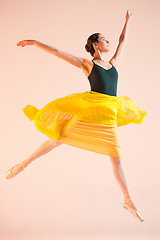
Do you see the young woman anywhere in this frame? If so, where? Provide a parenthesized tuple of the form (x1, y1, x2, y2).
(5, 10, 147, 222)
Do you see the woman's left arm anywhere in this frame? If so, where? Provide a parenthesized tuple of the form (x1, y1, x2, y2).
(110, 9, 132, 67)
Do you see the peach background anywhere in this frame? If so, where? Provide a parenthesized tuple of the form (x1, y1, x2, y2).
(1, 0, 160, 239)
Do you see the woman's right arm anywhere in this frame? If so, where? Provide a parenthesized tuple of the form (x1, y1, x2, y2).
(17, 40, 87, 68)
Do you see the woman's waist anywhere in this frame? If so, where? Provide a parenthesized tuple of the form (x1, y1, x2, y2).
(89, 90, 117, 98)
(79, 91, 118, 103)
(57, 90, 119, 108)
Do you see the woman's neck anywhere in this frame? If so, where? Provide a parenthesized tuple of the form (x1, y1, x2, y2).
(93, 52, 109, 62)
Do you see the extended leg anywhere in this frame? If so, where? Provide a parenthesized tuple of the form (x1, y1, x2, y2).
(23, 139, 62, 163)
(110, 156, 144, 222)
(110, 156, 130, 199)
(5, 139, 63, 179)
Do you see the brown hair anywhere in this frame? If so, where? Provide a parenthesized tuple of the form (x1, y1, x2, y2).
(85, 33, 100, 56)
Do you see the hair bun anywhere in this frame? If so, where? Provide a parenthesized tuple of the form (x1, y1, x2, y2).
(85, 33, 100, 56)
(85, 43, 91, 52)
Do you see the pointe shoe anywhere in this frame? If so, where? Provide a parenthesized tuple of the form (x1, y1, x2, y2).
(5, 160, 31, 180)
(123, 197, 144, 222)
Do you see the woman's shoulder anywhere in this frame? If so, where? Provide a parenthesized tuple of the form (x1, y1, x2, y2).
(80, 58, 93, 78)
(109, 58, 119, 69)
(81, 58, 94, 71)
(83, 58, 118, 68)
(82, 58, 93, 67)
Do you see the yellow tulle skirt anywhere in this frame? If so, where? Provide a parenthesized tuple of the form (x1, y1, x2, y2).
(22, 91, 147, 158)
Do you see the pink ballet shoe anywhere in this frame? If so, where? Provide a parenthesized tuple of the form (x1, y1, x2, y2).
(5, 160, 31, 180)
(123, 196, 144, 222)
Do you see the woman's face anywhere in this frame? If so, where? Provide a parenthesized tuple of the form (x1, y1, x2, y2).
(95, 34, 110, 52)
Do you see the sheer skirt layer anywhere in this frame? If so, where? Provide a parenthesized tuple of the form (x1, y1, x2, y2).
(22, 91, 147, 158)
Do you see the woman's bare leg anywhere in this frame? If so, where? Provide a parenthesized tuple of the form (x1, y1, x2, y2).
(24, 139, 63, 163)
(5, 139, 63, 179)
(109, 157, 136, 208)
(109, 156, 144, 222)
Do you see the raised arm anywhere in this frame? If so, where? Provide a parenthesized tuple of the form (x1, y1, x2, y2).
(110, 9, 132, 67)
(17, 40, 86, 68)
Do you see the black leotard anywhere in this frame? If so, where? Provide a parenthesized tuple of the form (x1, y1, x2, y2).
(88, 60, 118, 96)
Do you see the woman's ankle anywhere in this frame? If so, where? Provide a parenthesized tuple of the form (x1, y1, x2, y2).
(124, 193, 132, 201)
(23, 159, 32, 166)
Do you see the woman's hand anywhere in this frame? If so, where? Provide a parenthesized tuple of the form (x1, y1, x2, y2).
(125, 9, 132, 22)
(17, 40, 35, 47)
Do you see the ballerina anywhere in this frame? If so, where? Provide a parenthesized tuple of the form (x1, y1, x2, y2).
(5, 9, 147, 222)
